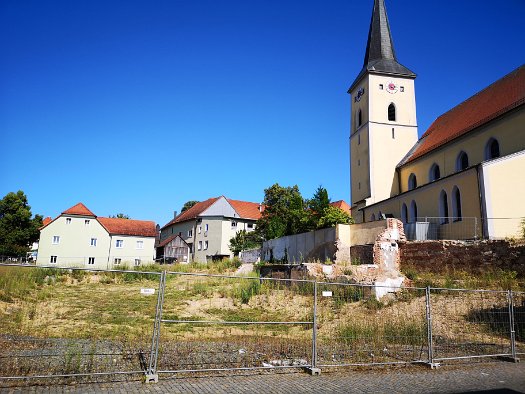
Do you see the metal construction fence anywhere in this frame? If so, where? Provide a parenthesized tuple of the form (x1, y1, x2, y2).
(0, 263, 523, 385)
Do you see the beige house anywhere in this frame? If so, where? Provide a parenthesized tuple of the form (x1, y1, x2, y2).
(349, 0, 525, 240)
(159, 196, 262, 263)
(37, 203, 157, 269)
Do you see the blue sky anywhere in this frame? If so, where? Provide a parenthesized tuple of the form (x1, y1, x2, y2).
(1, 0, 524, 226)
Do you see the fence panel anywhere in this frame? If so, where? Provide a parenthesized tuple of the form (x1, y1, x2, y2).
(512, 291, 525, 356)
(315, 283, 428, 367)
(0, 263, 162, 382)
(429, 288, 512, 361)
(155, 272, 315, 374)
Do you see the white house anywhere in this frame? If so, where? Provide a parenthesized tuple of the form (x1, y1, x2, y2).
(37, 203, 157, 269)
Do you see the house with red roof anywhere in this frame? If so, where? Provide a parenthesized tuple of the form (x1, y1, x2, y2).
(159, 196, 262, 262)
(349, 0, 525, 239)
(36, 203, 157, 268)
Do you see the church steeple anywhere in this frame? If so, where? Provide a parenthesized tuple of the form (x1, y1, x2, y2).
(349, 0, 415, 92)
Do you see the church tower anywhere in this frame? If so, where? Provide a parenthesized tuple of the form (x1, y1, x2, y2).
(349, 0, 418, 219)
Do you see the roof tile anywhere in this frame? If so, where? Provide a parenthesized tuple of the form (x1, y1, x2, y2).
(62, 203, 96, 217)
(97, 217, 157, 237)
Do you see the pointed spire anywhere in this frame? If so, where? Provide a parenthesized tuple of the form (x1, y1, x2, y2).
(349, 0, 415, 92)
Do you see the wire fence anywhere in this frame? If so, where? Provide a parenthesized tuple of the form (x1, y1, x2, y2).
(0, 263, 523, 385)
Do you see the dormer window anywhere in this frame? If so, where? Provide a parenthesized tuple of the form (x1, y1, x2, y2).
(388, 103, 396, 121)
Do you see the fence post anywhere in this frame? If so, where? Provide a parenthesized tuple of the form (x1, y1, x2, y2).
(507, 290, 519, 362)
(308, 280, 321, 375)
(425, 286, 439, 368)
(146, 270, 167, 383)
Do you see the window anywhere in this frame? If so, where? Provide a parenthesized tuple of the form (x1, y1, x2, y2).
(400, 86, 404, 92)
(392, 128, 395, 139)
(439, 190, 449, 224)
(136, 240, 143, 249)
(116, 239, 123, 248)
(85, 220, 90, 226)
(358, 133, 361, 145)
(358, 159, 360, 166)
(179, 232, 182, 236)
(456, 151, 469, 171)
(357, 109, 362, 128)
(90, 238, 97, 247)
(485, 138, 500, 160)
(379, 84, 384, 90)
(452, 186, 462, 221)
(198, 226, 202, 234)
(408, 173, 417, 190)
(50, 256, 57, 264)
(358, 182, 361, 190)
(134, 259, 141, 266)
(205, 224, 209, 232)
(204, 241, 208, 250)
(401, 203, 408, 223)
(231, 221, 237, 228)
(66, 218, 71, 224)
(114, 258, 121, 265)
(370, 213, 376, 221)
(88, 257, 95, 265)
(247, 223, 254, 229)
(198, 241, 202, 251)
(388, 103, 396, 121)
(188, 229, 193, 237)
(429, 164, 441, 181)
(52, 236, 60, 245)
(410, 200, 418, 223)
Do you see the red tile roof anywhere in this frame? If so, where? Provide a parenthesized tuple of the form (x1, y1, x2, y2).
(402, 65, 525, 165)
(98, 217, 157, 237)
(330, 200, 351, 214)
(62, 203, 96, 217)
(42, 217, 53, 226)
(228, 199, 262, 220)
(161, 197, 220, 229)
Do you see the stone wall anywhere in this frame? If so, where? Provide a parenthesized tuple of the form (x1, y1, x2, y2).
(399, 240, 525, 275)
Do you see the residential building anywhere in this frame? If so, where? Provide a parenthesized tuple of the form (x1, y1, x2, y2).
(159, 196, 262, 262)
(37, 203, 156, 269)
(349, 0, 525, 239)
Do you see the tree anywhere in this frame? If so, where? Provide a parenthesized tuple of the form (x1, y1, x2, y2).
(229, 230, 261, 256)
(109, 213, 130, 219)
(317, 206, 354, 229)
(0, 191, 42, 256)
(181, 200, 199, 213)
(307, 185, 330, 228)
(256, 183, 309, 240)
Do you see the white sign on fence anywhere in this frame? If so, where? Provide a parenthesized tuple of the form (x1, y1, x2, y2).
(140, 288, 155, 296)
(322, 291, 333, 297)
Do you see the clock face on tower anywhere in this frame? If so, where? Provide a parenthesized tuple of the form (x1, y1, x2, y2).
(386, 81, 398, 94)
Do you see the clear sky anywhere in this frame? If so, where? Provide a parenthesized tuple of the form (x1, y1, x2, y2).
(1, 0, 524, 226)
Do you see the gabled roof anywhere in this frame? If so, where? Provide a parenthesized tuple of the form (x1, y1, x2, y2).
(330, 200, 351, 214)
(400, 65, 525, 166)
(97, 217, 157, 237)
(227, 199, 263, 220)
(62, 203, 96, 217)
(349, 0, 415, 92)
(156, 234, 189, 248)
(161, 196, 262, 229)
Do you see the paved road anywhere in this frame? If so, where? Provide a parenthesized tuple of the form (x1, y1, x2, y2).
(2, 362, 525, 393)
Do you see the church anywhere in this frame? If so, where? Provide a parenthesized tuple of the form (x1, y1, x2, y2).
(349, 0, 525, 240)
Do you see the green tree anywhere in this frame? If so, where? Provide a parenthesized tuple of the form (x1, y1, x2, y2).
(0, 191, 43, 256)
(307, 185, 330, 228)
(109, 213, 130, 219)
(181, 200, 199, 213)
(317, 206, 354, 229)
(229, 230, 262, 256)
(256, 183, 309, 240)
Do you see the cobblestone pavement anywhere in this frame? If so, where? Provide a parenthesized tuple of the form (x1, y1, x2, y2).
(1, 362, 525, 393)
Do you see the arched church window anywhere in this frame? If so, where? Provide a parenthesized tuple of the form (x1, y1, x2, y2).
(388, 103, 396, 121)
(439, 190, 449, 223)
(452, 186, 462, 221)
(410, 200, 418, 223)
(408, 173, 417, 190)
(401, 203, 408, 223)
(429, 163, 441, 181)
(456, 151, 469, 171)
(485, 138, 500, 160)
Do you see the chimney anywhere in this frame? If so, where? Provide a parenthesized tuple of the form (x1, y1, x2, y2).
(174, 210, 178, 219)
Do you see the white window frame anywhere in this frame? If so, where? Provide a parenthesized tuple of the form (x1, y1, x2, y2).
(198, 226, 202, 234)
(52, 236, 60, 245)
(247, 223, 254, 229)
(198, 241, 202, 251)
(85, 219, 90, 226)
(50, 255, 57, 264)
(66, 218, 71, 225)
(188, 229, 193, 237)
(90, 238, 97, 247)
(204, 240, 208, 250)
(116, 239, 124, 248)
(134, 258, 141, 266)
(114, 258, 121, 265)
(231, 221, 237, 229)
(88, 257, 95, 265)
(136, 240, 144, 250)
